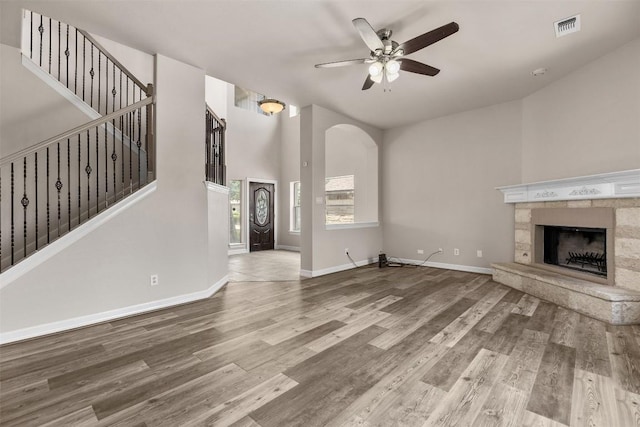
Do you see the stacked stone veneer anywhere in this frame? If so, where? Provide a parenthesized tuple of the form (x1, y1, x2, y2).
(513, 198, 640, 292)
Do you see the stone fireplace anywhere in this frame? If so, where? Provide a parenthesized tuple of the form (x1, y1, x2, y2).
(492, 169, 640, 324)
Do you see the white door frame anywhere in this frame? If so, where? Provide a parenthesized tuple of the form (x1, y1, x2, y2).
(246, 178, 278, 251)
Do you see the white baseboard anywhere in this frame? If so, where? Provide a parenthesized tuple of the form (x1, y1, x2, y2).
(300, 258, 375, 278)
(0, 274, 229, 345)
(0, 183, 157, 289)
(395, 258, 493, 275)
(276, 245, 300, 252)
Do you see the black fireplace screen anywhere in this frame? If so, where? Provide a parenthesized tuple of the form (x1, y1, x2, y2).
(543, 226, 607, 277)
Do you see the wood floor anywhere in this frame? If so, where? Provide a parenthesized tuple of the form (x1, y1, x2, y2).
(2, 265, 640, 426)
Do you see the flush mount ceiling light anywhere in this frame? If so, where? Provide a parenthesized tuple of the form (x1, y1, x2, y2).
(258, 98, 286, 115)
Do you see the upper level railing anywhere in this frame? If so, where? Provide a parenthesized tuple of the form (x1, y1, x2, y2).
(22, 10, 153, 117)
(0, 98, 154, 272)
(205, 105, 226, 186)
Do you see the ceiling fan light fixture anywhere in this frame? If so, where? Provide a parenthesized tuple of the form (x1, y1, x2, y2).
(386, 71, 400, 83)
(371, 73, 383, 84)
(385, 59, 400, 74)
(258, 98, 286, 115)
(368, 62, 383, 77)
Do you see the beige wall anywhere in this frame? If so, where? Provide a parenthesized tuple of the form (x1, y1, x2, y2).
(278, 112, 301, 249)
(300, 104, 383, 274)
(521, 38, 640, 182)
(225, 85, 281, 182)
(382, 100, 522, 269)
(325, 125, 378, 223)
(0, 43, 89, 157)
(205, 75, 228, 120)
(0, 54, 228, 336)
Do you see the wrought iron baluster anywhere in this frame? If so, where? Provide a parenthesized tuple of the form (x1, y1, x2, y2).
(67, 138, 71, 233)
(58, 21, 61, 81)
(48, 17, 52, 74)
(46, 147, 50, 244)
(56, 143, 62, 237)
(104, 105, 108, 208)
(22, 158, 28, 259)
(75, 29, 78, 94)
(82, 35, 86, 101)
(65, 24, 69, 89)
(38, 15, 43, 66)
(98, 52, 101, 114)
(78, 134, 81, 225)
(112, 116, 117, 205)
(11, 163, 15, 265)
(120, 114, 124, 188)
(86, 130, 91, 219)
(35, 152, 38, 249)
(95, 127, 99, 215)
(30, 11, 33, 60)
(90, 44, 94, 108)
(137, 106, 142, 188)
(105, 57, 108, 114)
(119, 69, 123, 112)
(112, 65, 117, 203)
(129, 110, 133, 192)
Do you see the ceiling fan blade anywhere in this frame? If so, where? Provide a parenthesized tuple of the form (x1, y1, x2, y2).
(399, 58, 440, 76)
(352, 18, 384, 52)
(315, 58, 369, 68)
(397, 22, 459, 55)
(362, 75, 375, 90)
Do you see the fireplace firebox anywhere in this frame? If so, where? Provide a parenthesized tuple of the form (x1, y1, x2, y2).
(543, 226, 606, 277)
(532, 207, 614, 286)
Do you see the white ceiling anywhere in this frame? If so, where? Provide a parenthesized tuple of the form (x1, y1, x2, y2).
(2, 1, 639, 129)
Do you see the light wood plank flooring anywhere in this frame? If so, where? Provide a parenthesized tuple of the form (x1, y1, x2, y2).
(2, 266, 640, 426)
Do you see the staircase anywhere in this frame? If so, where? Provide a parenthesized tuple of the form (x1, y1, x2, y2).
(0, 10, 155, 273)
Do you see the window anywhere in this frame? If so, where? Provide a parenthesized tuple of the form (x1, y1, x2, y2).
(325, 175, 355, 224)
(234, 85, 269, 116)
(229, 180, 242, 244)
(290, 181, 301, 232)
(289, 105, 299, 118)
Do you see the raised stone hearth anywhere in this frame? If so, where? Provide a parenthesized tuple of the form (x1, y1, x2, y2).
(493, 262, 640, 324)
(493, 170, 640, 324)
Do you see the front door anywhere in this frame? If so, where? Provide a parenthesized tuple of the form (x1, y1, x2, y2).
(249, 182, 275, 252)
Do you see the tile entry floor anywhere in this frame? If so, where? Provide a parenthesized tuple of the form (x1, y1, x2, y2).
(228, 250, 301, 282)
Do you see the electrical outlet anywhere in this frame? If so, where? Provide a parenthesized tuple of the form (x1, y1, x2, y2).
(477, 250, 483, 258)
(344, 248, 349, 254)
(150, 274, 159, 286)
(454, 248, 460, 256)
(417, 249, 424, 254)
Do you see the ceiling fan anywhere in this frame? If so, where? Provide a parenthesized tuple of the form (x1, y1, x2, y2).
(315, 18, 459, 90)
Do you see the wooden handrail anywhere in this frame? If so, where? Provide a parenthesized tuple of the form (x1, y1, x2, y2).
(77, 29, 151, 96)
(0, 97, 153, 167)
(206, 104, 226, 129)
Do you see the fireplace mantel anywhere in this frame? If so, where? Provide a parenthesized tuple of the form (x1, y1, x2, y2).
(496, 169, 640, 203)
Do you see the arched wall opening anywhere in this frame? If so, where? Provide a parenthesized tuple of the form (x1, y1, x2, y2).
(324, 124, 379, 225)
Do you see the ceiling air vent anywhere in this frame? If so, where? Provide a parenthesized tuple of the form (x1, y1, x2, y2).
(555, 14, 581, 38)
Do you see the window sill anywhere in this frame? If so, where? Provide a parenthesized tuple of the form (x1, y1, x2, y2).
(325, 221, 379, 231)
